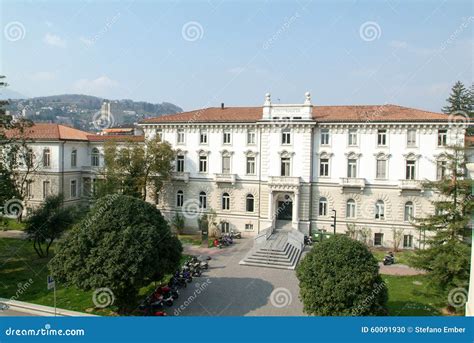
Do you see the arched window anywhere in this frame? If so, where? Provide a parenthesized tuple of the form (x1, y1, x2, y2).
(404, 201, 414, 222)
(346, 199, 356, 218)
(318, 197, 327, 216)
(375, 200, 385, 220)
(246, 194, 254, 212)
(176, 190, 184, 207)
(199, 191, 207, 209)
(91, 148, 100, 167)
(71, 149, 77, 167)
(222, 192, 230, 210)
(43, 148, 50, 168)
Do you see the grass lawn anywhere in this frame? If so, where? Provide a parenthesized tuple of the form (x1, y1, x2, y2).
(178, 234, 216, 248)
(0, 238, 191, 315)
(382, 274, 446, 316)
(371, 249, 415, 266)
(0, 218, 25, 231)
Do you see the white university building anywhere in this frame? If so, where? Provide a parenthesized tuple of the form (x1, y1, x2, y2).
(139, 92, 471, 251)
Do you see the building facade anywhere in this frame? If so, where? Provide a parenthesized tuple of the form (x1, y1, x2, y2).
(3, 123, 143, 214)
(140, 92, 469, 249)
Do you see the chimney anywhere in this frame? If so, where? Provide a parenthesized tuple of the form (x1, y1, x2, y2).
(221, 103, 225, 109)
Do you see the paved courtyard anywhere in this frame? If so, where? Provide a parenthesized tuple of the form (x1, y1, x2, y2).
(171, 238, 305, 316)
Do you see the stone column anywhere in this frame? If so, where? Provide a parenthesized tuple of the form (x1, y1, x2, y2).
(268, 190, 273, 222)
(292, 191, 299, 229)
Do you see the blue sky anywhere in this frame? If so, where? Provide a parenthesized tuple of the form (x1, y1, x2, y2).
(0, 0, 472, 111)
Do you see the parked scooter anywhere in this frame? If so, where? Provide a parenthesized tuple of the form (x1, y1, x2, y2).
(383, 252, 395, 265)
(304, 235, 314, 246)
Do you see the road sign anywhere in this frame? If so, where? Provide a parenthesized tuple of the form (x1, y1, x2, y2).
(47, 275, 55, 290)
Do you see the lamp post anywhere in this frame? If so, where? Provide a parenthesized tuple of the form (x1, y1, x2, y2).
(331, 209, 337, 235)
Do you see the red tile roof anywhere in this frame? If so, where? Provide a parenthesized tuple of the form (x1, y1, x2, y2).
(4, 123, 144, 142)
(141, 104, 452, 124)
(87, 135, 144, 142)
(5, 123, 90, 141)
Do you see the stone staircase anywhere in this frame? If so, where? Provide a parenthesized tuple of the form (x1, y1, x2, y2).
(239, 221, 304, 270)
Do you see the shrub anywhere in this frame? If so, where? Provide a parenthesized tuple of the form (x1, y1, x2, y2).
(296, 234, 388, 316)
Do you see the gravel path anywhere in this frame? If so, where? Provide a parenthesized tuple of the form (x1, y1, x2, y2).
(378, 262, 426, 276)
(0, 230, 27, 239)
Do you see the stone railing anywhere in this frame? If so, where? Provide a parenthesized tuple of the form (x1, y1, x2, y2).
(340, 177, 366, 192)
(172, 172, 190, 183)
(287, 230, 304, 251)
(398, 179, 422, 190)
(255, 226, 274, 246)
(214, 173, 236, 185)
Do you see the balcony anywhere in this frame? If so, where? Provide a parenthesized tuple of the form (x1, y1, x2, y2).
(81, 166, 100, 173)
(268, 176, 301, 190)
(398, 179, 423, 193)
(172, 172, 190, 183)
(214, 173, 236, 185)
(340, 178, 366, 193)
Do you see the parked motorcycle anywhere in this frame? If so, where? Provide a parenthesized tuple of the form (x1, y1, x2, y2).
(383, 252, 395, 265)
(304, 235, 314, 246)
(230, 230, 242, 239)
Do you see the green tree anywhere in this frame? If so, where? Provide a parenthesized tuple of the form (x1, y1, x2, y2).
(296, 235, 388, 316)
(49, 195, 182, 313)
(172, 212, 185, 234)
(97, 137, 174, 201)
(25, 194, 76, 257)
(411, 146, 472, 306)
(442, 81, 471, 115)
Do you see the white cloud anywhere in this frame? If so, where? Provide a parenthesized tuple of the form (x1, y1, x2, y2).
(389, 40, 408, 49)
(79, 36, 94, 46)
(72, 76, 119, 96)
(43, 33, 66, 47)
(30, 71, 56, 81)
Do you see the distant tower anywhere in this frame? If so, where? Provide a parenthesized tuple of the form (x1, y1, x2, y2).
(100, 100, 112, 118)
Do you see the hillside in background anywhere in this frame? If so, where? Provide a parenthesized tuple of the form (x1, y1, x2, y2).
(4, 94, 182, 132)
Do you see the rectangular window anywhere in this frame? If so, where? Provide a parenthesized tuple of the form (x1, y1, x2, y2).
(376, 159, 387, 179)
(320, 158, 329, 177)
(176, 192, 184, 207)
(70, 180, 77, 198)
(223, 130, 231, 144)
(348, 129, 357, 146)
(222, 155, 231, 174)
(199, 155, 207, 173)
(407, 129, 416, 147)
(26, 181, 33, 198)
(406, 160, 415, 180)
(436, 160, 447, 180)
(176, 155, 185, 172)
(403, 234, 413, 248)
(319, 201, 327, 216)
(281, 157, 290, 176)
(282, 129, 291, 145)
(221, 222, 230, 233)
(247, 130, 256, 145)
(377, 129, 387, 146)
(246, 156, 255, 175)
(347, 159, 357, 178)
(374, 233, 384, 246)
(200, 130, 207, 144)
(320, 129, 330, 145)
(71, 151, 77, 167)
(245, 224, 254, 231)
(42, 181, 50, 199)
(177, 128, 185, 144)
(156, 129, 163, 142)
(437, 129, 447, 146)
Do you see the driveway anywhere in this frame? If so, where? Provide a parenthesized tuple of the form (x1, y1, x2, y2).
(172, 238, 305, 316)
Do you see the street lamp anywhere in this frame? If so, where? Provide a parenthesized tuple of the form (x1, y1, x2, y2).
(330, 209, 337, 235)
